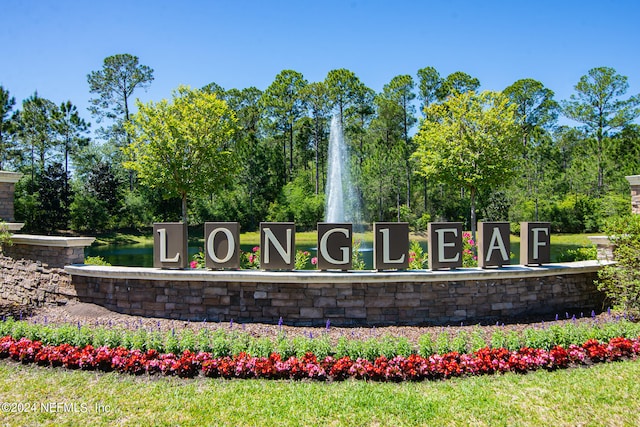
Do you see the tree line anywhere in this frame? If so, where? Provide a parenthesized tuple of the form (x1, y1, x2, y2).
(0, 53, 638, 235)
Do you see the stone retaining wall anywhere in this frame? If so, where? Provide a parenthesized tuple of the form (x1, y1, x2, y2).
(3, 235, 95, 268)
(4, 244, 86, 269)
(66, 262, 606, 326)
(0, 182, 16, 222)
(0, 256, 76, 309)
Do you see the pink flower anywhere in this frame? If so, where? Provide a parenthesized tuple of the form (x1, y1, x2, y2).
(248, 254, 255, 263)
(311, 257, 318, 265)
(463, 232, 471, 239)
(190, 260, 198, 269)
(468, 240, 475, 246)
(253, 246, 260, 253)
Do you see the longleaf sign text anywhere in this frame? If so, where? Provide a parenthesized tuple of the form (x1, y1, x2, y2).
(153, 221, 551, 270)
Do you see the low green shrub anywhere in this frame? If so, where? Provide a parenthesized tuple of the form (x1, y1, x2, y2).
(2, 314, 640, 361)
(84, 255, 112, 266)
(597, 215, 640, 316)
(556, 246, 597, 262)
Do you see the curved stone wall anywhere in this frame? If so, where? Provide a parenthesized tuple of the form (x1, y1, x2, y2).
(0, 256, 75, 310)
(65, 261, 607, 326)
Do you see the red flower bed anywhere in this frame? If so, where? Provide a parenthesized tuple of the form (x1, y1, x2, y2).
(0, 335, 638, 381)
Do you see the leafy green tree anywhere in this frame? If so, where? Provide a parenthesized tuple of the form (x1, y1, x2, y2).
(325, 69, 367, 125)
(124, 86, 238, 223)
(504, 79, 558, 151)
(504, 78, 559, 220)
(15, 93, 57, 181)
(371, 95, 403, 147)
(416, 66, 443, 212)
(548, 126, 598, 196)
(87, 161, 122, 215)
(437, 71, 480, 100)
(417, 66, 442, 111)
(71, 159, 121, 232)
(267, 173, 324, 229)
(361, 142, 404, 221)
(597, 215, 640, 315)
(87, 53, 154, 189)
(347, 85, 376, 161)
(201, 82, 227, 98)
(53, 101, 90, 208)
(37, 163, 73, 232)
(70, 191, 109, 232)
(87, 53, 154, 135)
(54, 101, 90, 177)
(381, 75, 417, 208)
(611, 124, 640, 183)
(0, 86, 16, 169)
(413, 91, 520, 240)
(365, 93, 404, 220)
(13, 177, 39, 230)
(562, 67, 640, 194)
(302, 82, 331, 195)
(261, 70, 307, 182)
(226, 86, 276, 230)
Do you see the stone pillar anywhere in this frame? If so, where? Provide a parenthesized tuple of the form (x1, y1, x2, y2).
(589, 175, 640, 261)
(626, 175, 640, 214)
(4, 235, 95, 268)
(0, 171, 22, 223)
(587, 236, 615, 261)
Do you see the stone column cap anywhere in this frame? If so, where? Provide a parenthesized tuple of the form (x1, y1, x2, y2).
(626, 175, 640, 186)
(10, 234, 95, 248)
(587, 235, 611, 245)
(0, 171, 22, 183)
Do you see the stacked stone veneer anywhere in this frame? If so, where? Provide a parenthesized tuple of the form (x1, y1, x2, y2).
(66, 263, 605, 326)
(0, 172, 21, 222)
(3, 235, 95, 269)
(4, 245, 85, 269)
(0, 255, 75, 308)
(0, 182, 16, 222)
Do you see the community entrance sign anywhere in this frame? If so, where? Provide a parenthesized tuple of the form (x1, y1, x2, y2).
(153, 221, 551, 270)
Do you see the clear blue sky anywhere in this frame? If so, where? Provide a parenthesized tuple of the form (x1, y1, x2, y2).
(2, 0, 639, 129)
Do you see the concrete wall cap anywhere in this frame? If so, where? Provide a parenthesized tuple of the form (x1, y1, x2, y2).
(626, 175, 640, 186)
(65, 260, 609, 284)
(11, 234, 95, 248)
(587, 236, 612, 245)
(0, 171, 23, 183)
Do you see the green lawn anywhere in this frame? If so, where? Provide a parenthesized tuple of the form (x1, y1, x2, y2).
(0, 359, 637, 426)
(517, 233, 595, 263)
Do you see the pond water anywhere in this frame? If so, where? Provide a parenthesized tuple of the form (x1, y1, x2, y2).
(86, 243, 376, 269)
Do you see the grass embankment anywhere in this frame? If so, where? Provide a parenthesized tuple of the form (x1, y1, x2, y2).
(0, 359, 637, 426)
(91, 228, 155, 246)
